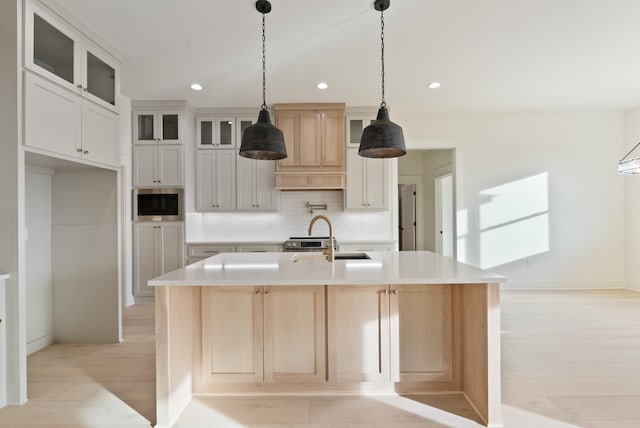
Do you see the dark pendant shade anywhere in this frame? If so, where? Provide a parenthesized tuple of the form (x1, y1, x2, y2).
(239, 109, 287, 160)
(358, 106, 406, 158)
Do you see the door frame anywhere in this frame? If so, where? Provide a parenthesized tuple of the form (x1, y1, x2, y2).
(434, 172, 453, 256)
(397, 177, 424, 251)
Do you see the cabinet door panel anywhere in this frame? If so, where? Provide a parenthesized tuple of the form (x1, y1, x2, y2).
(201, 287, 263, 383)
(345, 149, 366, 209)
(276, 111, 298, 167)
(264, 286, 325, 383)
(160, 223, 183, 274)
(134, 111, 157, 144)
(158, 146, 183, 186)
(133, 224, 160, 297)
(83, 44, 118, 110)
(133, 146, 158, 187)
(298, 112, 321, 166)
(215, 150, 236, 210)
(255, 160, 277, 210)
(82, 101, 119, 166)
(24, 73, 81, 158)
(197, 117, 214, 148)
(366, 158, 389, 209)
(328, 285, 390, 382)
(321, 111, 344, 167)
(161, 113, 180, 143)
(196, 151, 216, 211)
(236, 154, 256, 210)
(390, 284, 453, 382)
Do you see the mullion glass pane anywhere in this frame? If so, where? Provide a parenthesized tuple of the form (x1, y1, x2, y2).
(34, 14, 74, 84)
(219, 120, 232, 146)
(138, 115, 155, 140)
(200, 121, 213, 145)
(86, 51, 115, 105)
(162, 114, 179, 140)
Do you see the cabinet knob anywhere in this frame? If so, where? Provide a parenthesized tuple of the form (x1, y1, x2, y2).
(255, 290, 261, 295)
(76, 148, 83, 153)
(391, 289, 398, 295)
(264, 290, 269, 295)
(83, 150, 89, 155)
(77, 84, 83, 89)
(83, 87, 88, 92)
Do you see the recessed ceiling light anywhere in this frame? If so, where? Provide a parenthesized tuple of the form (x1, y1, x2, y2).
(427, 81, 441, 89)
(316, 82, 328, 90)
(190, 83, 203, 91)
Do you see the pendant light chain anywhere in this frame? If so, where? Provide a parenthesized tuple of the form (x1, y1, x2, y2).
(261, 12, 267, 110)
(380, 9, 386, 108)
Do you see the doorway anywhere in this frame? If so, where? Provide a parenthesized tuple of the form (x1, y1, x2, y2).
(397, 149, 455, 255)
(398, 184, 417, 250)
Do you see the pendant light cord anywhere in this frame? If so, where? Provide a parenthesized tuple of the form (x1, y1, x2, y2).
(380, 9, 386, 108)
(261, 12, 267, 110)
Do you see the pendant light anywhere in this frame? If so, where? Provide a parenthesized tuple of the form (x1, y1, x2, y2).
(358, 0, 406, 159)
(239, 0, 287, 160)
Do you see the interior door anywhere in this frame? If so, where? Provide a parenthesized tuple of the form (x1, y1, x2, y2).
(435, 174, 453, 257)
(398, 184, 416, 251)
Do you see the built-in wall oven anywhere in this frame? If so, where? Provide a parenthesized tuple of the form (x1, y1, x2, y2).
(133, 188, 183, 221)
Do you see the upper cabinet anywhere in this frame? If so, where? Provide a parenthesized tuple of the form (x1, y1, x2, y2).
(196, 115, 254, 149)
(346, 114, 376, 148)
(24, 0, 120, 112)
(274, 103, 345, 190)
(134, 111, 181, 144)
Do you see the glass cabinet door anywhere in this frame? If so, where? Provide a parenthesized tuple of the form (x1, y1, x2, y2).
(346, 116, 375, 147)
(86, 50, 115, 106)
(136, 113, 156, 143)
(161, 114, 180, 142)
(237, 117, 254, 145)
(33, 13, 75, 85)
(217, 118, 235, 148)
(197, 118, 214, 147)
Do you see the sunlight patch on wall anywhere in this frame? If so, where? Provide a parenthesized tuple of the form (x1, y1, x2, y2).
(479, 173, 550, 269)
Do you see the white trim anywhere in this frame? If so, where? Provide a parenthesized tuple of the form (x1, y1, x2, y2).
(26, 333, 54, 355)
(502, 280, 626, 290)
(626, 281, 640, 292)
(398, 176, 424, 251)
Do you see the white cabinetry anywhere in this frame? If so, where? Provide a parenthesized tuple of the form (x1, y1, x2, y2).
(134, 111, 182, 144)
(196, 150, 236, 211)
(133, 145, 183, 187)
(133, 223, 184, 297)
(24, 71, 119, 167)
(187, 244, 235, 265)
(236, 155, 278, 211)
(345, 148, 389, 210)
(24, 0, 119, 112)
(0, 273, 7, 407)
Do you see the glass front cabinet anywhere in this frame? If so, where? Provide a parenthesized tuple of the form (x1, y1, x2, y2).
(134, 111, 181, 144)
(24, 0, 120, 112)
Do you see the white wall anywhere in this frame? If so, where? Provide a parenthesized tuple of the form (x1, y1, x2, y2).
(623, 109, 640, 291)
(118, 95, 133, 307)
(0, 0, 27, 405)
(398, 112, 626, 290)
(52, 169, 120, 342)
(25, 168, 54, 354)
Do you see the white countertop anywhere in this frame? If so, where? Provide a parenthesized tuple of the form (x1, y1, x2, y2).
(0, 271, 9, 281)
(149, 251, 506, 286)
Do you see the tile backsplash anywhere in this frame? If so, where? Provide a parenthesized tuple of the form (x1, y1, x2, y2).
(186, 191, 393, 243)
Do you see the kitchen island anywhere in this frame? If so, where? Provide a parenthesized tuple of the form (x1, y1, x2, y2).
(149, 251, 506, 428)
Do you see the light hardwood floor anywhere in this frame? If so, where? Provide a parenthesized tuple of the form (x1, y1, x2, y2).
(1, 290, 639, 427)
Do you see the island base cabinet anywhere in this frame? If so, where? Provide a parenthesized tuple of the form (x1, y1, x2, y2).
(199, 285, 326, 386)
(327, 285, 390, 383)
(201, 286, 264, 383)
(390, 284, 455, 384)
(264, 286, 325, 383)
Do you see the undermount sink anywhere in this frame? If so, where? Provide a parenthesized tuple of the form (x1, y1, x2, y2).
(290, 252, 371, 262)
(334, 252, 371, 260)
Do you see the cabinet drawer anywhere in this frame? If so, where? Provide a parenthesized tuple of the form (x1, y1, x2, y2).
(188, 245, 235, 258)
(275, 173, 345, 190)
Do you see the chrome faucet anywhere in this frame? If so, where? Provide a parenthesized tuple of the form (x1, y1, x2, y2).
(308, 214, 334, 262)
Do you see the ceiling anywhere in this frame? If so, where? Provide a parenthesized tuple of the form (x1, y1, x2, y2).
(47, 0, 640, 113)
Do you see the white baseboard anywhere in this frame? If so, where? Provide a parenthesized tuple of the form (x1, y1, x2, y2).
(626, 281, 640, 292)
(501, 280, 626, 290)
(27, 333, 55, 355)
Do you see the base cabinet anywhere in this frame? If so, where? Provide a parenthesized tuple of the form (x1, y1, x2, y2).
(133, 223, 183, 297)
(200, 285, 326, 384)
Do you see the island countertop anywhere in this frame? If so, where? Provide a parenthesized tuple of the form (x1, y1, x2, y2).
(149, 251, 506, 286)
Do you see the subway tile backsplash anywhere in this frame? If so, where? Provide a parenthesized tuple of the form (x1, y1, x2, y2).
(186, 191, 393, 243)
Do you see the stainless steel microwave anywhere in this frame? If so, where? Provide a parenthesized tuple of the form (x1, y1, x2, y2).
(133, 188, 183, 221)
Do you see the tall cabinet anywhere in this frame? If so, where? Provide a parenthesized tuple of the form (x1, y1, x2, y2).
(132, 101, 189, 298)
(23, 0, 120, 168)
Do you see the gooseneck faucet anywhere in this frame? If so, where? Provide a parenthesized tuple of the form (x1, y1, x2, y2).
(308, 215, 334, 262)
